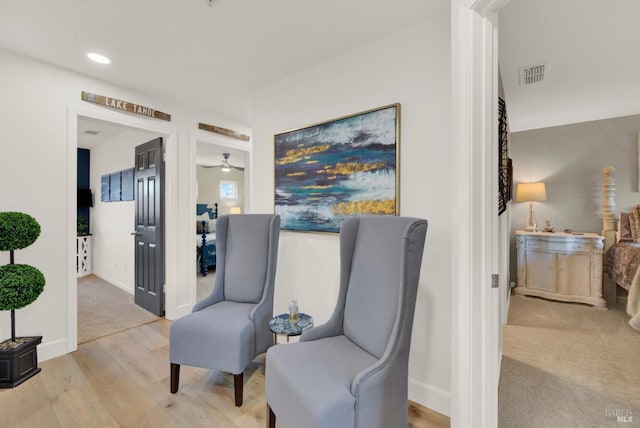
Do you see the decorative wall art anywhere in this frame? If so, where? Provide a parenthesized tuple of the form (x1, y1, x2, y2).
(109, 172, 122, 202)
(101, 168, 135, 202)
(101, 175, 110, 202)
(274, 103, 400, 233)
(498, 97, 513, 215)
(121, 168, 134, 201)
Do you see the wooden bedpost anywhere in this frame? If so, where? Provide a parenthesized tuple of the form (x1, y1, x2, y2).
(602, 166, 617, 307)
(602, 166, 617, 251)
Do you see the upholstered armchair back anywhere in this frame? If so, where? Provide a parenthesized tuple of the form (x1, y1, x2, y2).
(342, 216, 427, 359)
(215, 215, 278, 304)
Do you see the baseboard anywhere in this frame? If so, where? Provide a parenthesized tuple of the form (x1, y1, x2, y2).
(504, 286, 512, 324)
(408, 377, 450, 417)
(92, 272, 134, 295)
(37, 337, 68, 363)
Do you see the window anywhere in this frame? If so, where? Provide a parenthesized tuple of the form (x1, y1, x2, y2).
(220, 180, 238, 200)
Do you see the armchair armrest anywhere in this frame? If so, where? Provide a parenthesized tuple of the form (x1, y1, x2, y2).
(300, 316, 343, 342)
(249, 291, 272, 324)
(350, 327, 400, 397)
(192, 273, 224, 312)
(301, 216, 357, 343)
(250, 295, 274, 353)
(192, 291, 223, 312)
(350, 352, 388, 396)
(249, 214, 280, 324)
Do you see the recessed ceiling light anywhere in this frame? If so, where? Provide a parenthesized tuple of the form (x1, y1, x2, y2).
(87, 52, 112, 64)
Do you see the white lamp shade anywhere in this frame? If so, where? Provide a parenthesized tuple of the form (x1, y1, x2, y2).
(516, 182, 547, 202)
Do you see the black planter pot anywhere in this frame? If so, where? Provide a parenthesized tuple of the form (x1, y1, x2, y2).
(0, 336, 42, 388)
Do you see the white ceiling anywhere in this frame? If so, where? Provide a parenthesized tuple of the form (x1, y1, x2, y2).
(6, 1, 633, 134)
(0, 0, 448, 123)
(499, 0, 640, 131)
(78, 117, 127, 148)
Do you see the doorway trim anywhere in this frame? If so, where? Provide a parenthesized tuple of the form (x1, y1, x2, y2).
(451, 0, 511, 426)
(66, 106, 175, 353)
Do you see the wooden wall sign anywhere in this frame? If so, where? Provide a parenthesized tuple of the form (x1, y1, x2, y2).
(198, 122, 250, 141)
(81, 91, 171, 121)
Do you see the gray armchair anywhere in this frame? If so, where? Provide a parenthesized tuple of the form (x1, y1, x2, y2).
(265, 215, 427, 428)
(169, 214, 280, 406)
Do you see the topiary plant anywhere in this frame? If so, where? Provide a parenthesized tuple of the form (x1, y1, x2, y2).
(0, 265, 45, 310)
(0, 212, 45, 343)
(0, 212, 40, 251)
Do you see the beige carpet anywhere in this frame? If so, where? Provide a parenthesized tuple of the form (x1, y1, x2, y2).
(500, 295, 640, 427)
(77, 275, 159, 344)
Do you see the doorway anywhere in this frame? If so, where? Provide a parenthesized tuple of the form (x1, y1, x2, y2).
(73, 114, 170, 345)
(194, 141, 249, 302)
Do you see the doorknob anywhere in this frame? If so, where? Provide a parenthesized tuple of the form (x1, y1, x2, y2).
(131, 232, 140, 236)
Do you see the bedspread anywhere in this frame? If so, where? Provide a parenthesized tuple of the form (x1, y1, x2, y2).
(604, 242, 640, 331)
(603, 242, 640, 291)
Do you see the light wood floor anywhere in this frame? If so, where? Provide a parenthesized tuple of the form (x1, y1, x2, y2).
(0, 319, 449, 427)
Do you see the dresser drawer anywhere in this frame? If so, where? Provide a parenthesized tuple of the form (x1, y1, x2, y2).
(525, 239, 591, 253)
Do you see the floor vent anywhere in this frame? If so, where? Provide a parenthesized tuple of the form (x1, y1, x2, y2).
(519, 63, 546, 86)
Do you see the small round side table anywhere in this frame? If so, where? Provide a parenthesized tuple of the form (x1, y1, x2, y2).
(269, 313, 313, 343)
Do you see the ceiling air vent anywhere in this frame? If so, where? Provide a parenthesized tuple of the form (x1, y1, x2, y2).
(519, 63, 546, 86)
(83, 130, 99, 135)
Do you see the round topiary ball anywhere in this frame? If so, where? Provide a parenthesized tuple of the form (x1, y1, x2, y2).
(0, 264, 45, 310)
(0, 212, 41, 252)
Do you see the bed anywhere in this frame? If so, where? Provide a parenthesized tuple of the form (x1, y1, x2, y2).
(601, 167, 640, 330)
(196, 203, 218, 276)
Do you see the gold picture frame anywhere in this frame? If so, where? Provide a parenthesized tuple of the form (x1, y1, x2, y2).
(274, 103, 400, 233)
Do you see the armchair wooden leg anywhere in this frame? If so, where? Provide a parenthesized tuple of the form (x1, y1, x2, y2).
(267, 404, 276, 428)
(234, 372, 243, 407)
(170, 363, 180, 393)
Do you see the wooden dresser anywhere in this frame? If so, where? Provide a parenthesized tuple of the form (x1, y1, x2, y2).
(515, 231, 606, 308)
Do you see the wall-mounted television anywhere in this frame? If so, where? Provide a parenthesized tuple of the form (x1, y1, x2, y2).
(77, 188, 93, 207)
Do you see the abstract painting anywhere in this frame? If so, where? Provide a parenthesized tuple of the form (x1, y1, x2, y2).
(275, 104, 400, 233)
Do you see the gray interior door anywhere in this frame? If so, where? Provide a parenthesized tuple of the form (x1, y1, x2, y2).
(134, 137, 165, 316)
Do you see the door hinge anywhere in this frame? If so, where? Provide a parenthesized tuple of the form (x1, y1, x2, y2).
(491, 274, 499, 288)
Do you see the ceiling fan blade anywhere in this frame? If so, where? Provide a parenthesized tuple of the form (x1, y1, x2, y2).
(199, 152, 244, 171)
(201, 164, 243, 171)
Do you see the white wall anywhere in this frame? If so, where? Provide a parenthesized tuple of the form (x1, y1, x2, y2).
(0, 17, 456, 412)
(252, 14, 452, 414)
(90, 129, 159, 293)
(509, 114, 640, 278)
(0, 48, 250, 361)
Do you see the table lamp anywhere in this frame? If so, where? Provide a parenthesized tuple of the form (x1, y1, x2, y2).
(516, 182, 547, 232)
